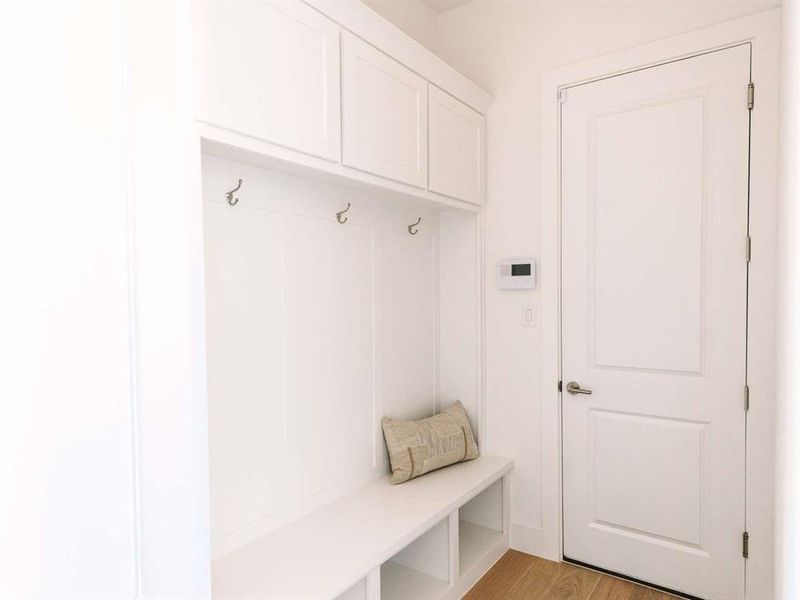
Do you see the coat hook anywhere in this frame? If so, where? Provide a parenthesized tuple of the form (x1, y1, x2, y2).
(226, 179, 243, 206)
(336, 202, 351, 224)
(408, 216, 422, 235)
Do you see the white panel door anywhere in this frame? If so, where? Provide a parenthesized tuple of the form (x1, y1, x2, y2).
(561, 45, 751, 599)
(193, 0, 340, 161)
(428, 86, 485, 205)
(342, 32, 428, 188)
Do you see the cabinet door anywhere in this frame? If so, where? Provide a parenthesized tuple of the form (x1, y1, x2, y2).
(428, 86, 485, 205)
(341, 32, 427, 188)
(193, 0, 340, 161)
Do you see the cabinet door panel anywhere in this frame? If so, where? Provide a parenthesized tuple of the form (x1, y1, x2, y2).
(341, 32, 427, 188)
(429, 86, 485, 205)
(194, 0, 340, 161)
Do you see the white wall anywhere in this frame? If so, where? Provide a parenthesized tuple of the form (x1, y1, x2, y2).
(123, 1, 211, 595)
(366, 0, 781, 558)
(0, 1, 210, 597)
(0, 2, 136, 596)
(775, 1, 800, 597)
(361, 0, 439, 51)
(202, 156, 480, 559)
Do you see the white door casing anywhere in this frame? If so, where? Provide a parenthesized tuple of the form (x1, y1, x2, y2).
(561, 44, 750, 600)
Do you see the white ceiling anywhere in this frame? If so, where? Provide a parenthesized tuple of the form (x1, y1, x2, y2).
(422, 0, 475, 14)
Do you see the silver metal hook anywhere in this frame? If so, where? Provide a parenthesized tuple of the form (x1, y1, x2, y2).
(336, 202, 351, 224)
(226, 179, 243, 206)
(408, 216, 422, 235)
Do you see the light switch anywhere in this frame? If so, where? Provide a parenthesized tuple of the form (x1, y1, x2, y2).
(522, 303, 537, 327)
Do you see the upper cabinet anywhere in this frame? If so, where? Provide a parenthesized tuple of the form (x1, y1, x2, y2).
(428, 86, 486, 205)
(193, 0, 341, 162)
(341, 32, 428, 189)
(193, 0, 490, 207)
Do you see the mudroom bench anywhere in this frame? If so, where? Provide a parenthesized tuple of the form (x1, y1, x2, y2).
(212, 455, 513, 600)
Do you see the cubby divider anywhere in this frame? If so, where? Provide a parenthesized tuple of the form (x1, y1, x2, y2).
(459, 479, 505, 577)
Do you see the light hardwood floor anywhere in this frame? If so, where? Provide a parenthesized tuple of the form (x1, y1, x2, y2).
(463, 550, 678, 600)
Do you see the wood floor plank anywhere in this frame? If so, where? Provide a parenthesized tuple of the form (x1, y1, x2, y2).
(504, 555, 561, 600)
(589, 575, 677, 600)
(506, 558, 601, 600)
(464, 552, 681, 600)
(462, 550, 535, 600)
(541, 563, 601, 600)
(588, 576, 640, 600)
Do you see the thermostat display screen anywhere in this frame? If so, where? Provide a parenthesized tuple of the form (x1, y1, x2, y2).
(511, 264, 531, 277)
(497, 257, 536, 290)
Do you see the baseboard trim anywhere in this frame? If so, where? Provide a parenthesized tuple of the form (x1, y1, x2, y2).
(509, 522, 560, 562)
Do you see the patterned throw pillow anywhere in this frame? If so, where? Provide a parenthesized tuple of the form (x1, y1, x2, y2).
(381, 400, 479, 484)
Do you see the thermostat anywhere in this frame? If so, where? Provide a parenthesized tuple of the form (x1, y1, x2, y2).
(497, 258, 536, 290)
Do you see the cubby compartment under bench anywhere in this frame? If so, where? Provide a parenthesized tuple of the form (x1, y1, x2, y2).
(212, 455, 512, 600)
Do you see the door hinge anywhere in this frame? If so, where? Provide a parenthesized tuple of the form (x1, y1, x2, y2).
(743, 531, 750, 558)
(744, 385, 750, 411)
(747, 82, 755, 110)
(558, 88, 568, 104)
(558, 380, 563, 392)
(746, 236, 752, 263)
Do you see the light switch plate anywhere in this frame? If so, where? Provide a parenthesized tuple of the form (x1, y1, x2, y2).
(522, 303, 537, 327)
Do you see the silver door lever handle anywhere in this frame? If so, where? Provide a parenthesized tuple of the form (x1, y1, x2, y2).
(566, 381, 592, 395)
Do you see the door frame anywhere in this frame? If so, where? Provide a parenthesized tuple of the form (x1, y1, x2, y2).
(539, 10, 779, 598)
